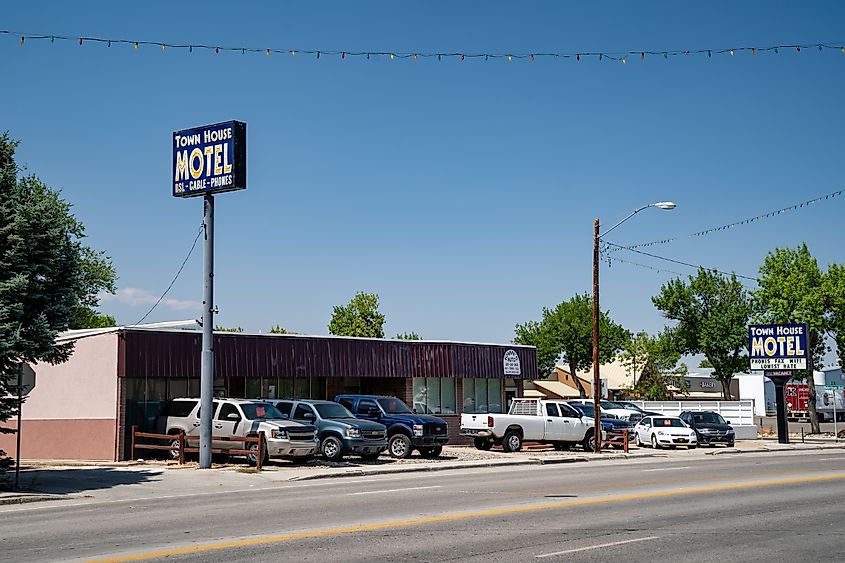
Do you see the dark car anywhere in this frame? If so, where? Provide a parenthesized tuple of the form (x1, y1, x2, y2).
(679, 411, 735, 447)
(335, 395, 449, 459)
(570, 403, 634, 447)
(265, 399, 388, 462)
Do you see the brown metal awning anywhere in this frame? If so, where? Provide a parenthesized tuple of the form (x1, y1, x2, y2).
(118, 329, 537, 380)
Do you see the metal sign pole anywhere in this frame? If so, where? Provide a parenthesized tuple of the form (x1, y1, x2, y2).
(834, 395, 838, 441)
(15, 364, 22, 489)
(199, 193, 215, 469)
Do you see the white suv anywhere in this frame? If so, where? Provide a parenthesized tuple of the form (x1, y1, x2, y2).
(156, 398, 319, 465)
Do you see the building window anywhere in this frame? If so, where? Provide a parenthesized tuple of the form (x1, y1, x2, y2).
(463, 379, 503, 414)
(413, 378, 457, 415)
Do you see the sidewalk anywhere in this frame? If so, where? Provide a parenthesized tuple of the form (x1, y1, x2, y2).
(2, 439, 843, 505)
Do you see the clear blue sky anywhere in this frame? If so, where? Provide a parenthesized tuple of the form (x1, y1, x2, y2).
(4, 2, 845, 353)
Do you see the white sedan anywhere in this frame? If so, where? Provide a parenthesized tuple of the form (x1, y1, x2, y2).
(634, 416, 698, 449)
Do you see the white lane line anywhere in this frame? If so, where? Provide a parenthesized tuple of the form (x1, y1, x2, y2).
(818, 457, 844, 461)
(642, 466, 692, 472)
(535, 536, 659, 558)
(347, 485, 441, 496)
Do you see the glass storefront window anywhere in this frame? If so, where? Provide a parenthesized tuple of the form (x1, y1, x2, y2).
(413, 378, 456, 414)
(487, 379, 502, 413)
(244, 378, 262, 399)
(462, 378, 503, 414)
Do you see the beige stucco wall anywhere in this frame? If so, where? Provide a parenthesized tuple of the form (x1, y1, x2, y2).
(0, 332, 119, 460)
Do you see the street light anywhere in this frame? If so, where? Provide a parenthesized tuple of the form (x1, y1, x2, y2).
(592, 201, 676, 453)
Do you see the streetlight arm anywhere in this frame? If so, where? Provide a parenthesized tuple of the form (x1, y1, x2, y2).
(599, 204, 654, 239)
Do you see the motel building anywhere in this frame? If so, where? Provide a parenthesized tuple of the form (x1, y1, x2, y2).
(0, 323, 537, 461)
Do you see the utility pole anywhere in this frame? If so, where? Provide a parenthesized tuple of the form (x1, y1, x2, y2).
(592, 218, 601, 453)
(199, 193, 214, 469)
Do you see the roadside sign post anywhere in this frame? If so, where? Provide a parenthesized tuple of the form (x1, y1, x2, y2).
(173, 121, 246, 469)
(750, 324, 809, 445)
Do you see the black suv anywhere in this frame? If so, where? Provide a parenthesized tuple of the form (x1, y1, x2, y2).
(679, 411, 735, 447)
(335, 395, 449, 459)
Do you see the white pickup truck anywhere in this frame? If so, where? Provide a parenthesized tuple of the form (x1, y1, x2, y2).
(460, 398, 603, 452)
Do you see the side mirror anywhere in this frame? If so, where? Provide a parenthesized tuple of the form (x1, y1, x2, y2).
(303, 412, 316, 420)
(726, 420, 731, 424)
(226, 412, 240, 421)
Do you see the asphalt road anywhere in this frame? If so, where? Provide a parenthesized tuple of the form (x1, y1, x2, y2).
(2, 450, 844, 562)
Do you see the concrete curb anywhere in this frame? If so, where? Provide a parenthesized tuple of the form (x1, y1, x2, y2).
(0, 494, 68, 506)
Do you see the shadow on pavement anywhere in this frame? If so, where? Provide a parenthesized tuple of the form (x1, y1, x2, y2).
(13, 467, 162, 495)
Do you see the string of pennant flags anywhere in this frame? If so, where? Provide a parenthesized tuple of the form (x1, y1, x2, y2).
(603, 254, 759, 288)
(623, 189, 843, 250)
(602, 241, 759, 282)
(4, 29, 845, 64)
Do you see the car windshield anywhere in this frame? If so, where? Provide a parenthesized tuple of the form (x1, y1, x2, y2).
(654, 417, 686, 428)
(692, 412, 726, 425)
(601, 401, 625, 409)
(315, 403, 356, 419)
(241, 403, 286, 420)
(377, 398, 412, 414)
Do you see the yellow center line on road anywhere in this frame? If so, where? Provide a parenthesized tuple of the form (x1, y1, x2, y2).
(86, 472, 845, 563)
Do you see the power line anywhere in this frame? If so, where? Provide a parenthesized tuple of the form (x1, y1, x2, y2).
(603, 241, 758, 282)
(135, 224, 204, 325)
(627, 189, 843, 249)
(4, 29, 845, 65)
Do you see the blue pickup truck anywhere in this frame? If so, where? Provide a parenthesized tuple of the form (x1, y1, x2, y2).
(335, 395, 449, 459)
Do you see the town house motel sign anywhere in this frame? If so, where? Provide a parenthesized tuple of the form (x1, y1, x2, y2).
(173, 120, 246, 468)
(749, 323, 809, 444)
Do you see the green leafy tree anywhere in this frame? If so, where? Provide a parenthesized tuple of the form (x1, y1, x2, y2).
(652, 268, 754, 400)
(0, 133, 115, 474)
(515, 293, 629, 397)
(215, 326, 244, 333)
(757, 244, 828, 432)
(513, 319, 557, 379)
(619, 330, 688, 400)
(268, 325, 288, 334)
(69, 247, 117, 329)
(328, 292, 385, 338)
(824, 263, 845, 372)
(395, 332, 420, 340)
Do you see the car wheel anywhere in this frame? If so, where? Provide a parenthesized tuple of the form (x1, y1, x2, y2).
(636, 433, 644, 447)
(388, 434, 413, 459)
(582, 431, 596, 452)
(503, 430, 523, 453)
(689, 444, 696, 449)
(360, 453, 381, 462)
(727, 441, 735, 448)
(474, 437, 493, 450)
(320, 436, 344, 462)
(168, 436, 181, 461)
(651, 434, 661, 449)
(418, 445, 443, 458)
(247, 438, 269, 467)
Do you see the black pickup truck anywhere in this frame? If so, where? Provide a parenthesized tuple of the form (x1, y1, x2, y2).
(334, 395, 449, 459)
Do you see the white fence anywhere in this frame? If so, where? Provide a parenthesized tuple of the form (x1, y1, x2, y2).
(631, 400, 758, 439)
